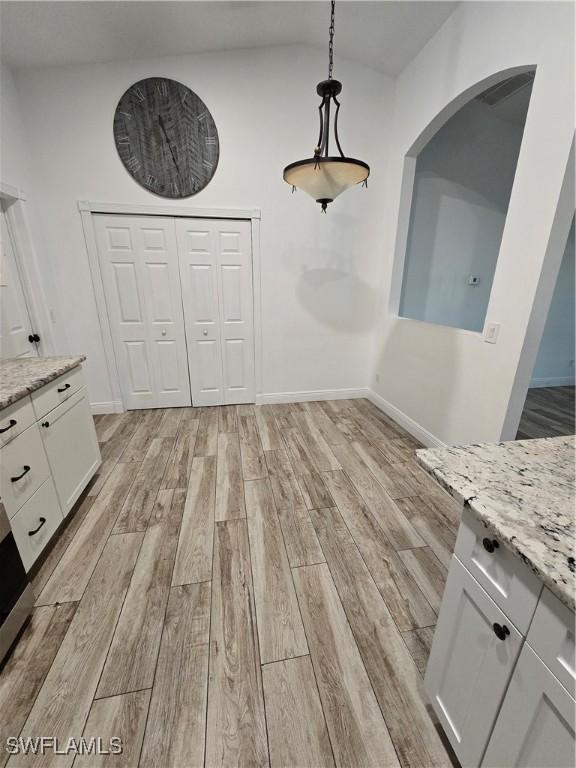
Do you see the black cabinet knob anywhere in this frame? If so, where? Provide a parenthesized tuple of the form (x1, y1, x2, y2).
(493, 622, 510, 641)
(41, 421, 50, 428)
(483, 537, 499, 553)
(28, 333, 41, 344)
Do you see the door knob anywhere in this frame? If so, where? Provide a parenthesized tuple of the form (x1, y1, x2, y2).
(161, 330, 167, 336)
(203, 330, 208, 336)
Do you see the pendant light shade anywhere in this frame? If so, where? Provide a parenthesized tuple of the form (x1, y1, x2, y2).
(283, 1, 370, 212)
(283, 157, 369, 208)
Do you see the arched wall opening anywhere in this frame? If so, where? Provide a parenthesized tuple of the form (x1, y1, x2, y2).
(390, 67, 537, 333)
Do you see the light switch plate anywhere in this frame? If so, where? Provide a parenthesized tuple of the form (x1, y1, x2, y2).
(484, 322, 500, 344)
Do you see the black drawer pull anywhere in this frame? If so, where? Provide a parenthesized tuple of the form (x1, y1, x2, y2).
(57, 383, 71, 393)
(11, 465, 31, 483)
(42, 421, 50, 428)
(493, 623, 510, 641)
(483, 537, 499, 553)
(0, 419, 17, 434)
(28, 517, 46, 536)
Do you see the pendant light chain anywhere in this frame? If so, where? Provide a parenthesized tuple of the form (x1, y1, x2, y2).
(328, 0, 335, 80)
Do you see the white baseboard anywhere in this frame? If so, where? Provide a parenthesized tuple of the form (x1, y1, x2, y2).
(366, 389, 446, 448)
(529, 376, 575, 389)
(256, 387, 369, 405)
(91, 400, 124, 415)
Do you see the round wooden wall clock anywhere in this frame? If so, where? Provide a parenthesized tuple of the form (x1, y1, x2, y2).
(113, 77, 219, 198)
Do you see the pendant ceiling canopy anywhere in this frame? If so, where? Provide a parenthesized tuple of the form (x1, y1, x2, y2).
(283, 0, 370, 212)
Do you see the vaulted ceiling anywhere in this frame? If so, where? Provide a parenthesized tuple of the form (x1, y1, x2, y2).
(0, 1, 458, 75)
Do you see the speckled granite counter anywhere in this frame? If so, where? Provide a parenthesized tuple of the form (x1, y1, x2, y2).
(0, 356, 86, 409)
(417, 437, 575, 611)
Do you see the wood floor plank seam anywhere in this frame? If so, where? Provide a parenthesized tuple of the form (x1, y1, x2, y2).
(274, 509, 339, 768)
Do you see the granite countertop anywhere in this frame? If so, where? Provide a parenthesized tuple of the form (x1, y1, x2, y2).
(0, 356, 86, 409)
(417, 436, 575, 611)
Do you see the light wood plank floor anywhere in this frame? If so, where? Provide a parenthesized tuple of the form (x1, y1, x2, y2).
(1, 399, 461, 768)
(517, 385, 575, 439)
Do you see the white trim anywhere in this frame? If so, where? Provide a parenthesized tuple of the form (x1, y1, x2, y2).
(0, 182, 58, 356)
(256, 388, 368, 405)
(79, 208, 124, 409)
(78, 200, 261, 219)
(251, 216, 264, 399)
(90, 400, 124, 415)
(366, 389, 446, 448)
(529, 376, 575, 389)
(79, 201, 263, 410)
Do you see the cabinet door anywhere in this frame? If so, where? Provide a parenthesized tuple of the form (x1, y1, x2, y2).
(40, 389, 101, 514)
(425, 556, 523, 767)
(482, 644, 576, 768)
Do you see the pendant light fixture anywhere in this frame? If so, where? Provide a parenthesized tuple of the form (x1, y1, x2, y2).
(283, 0, 370, 212)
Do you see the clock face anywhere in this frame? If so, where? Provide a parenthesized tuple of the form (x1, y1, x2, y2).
(113, 77, 219, 198)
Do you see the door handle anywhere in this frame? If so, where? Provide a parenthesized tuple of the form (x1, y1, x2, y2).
(0, 419, 17, 434)
(28, 517, 46, 536)
(57, 383, 71, 393)
(203, 330, 208, 336)
(11, 465, 31, 483)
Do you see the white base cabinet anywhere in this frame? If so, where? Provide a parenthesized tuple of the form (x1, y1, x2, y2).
(425, 509, 575, 768)
(425, 556, 523, 767)
(482, 644, 575, 768)
(0, 364, 100, 571)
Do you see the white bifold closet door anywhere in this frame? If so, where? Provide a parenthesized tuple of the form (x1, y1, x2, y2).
(176, 218, 255, 406)
(95, 215, 191, 409)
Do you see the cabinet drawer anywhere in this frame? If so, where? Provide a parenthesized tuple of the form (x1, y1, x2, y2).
(10, 477, 62, 571)
(0, 397, 35, 447)
(31, 366, 85, 420)
(527, 588, 575, 697)
(455, 507, 542, 633)
(40, 388, 101, 515)
(425, 555, 523, 768)
(0, 423, 50, 518)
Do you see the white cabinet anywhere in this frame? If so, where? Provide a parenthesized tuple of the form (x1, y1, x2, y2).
(426, 514, 575, 768)
(40, 388, 100, 515)
(10, 478, 62, 571)
(425, 556, 523, 767)
(0, 420, 50, 517)
(482, 644, 576, 768)
(455, 508, 542, 633)
(0, 364, 101, 571)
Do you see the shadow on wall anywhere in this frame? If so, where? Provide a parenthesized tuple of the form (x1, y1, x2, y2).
(295, 262, 379, 333)
(374, 317, 459, 443)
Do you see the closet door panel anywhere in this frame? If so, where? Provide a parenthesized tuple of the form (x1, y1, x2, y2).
(216, 220, 255, 405)
(95, 215, 191, 409)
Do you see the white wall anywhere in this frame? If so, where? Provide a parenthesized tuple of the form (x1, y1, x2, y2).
(8, 45, 392, 409)
(0, 62, 67, 356)
(531, 220, 575, 387)
(371, 0, 574, 446)
(400, 99, 526, 332)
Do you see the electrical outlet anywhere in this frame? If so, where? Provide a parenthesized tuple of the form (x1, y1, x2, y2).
(484, 322, 500, 344)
